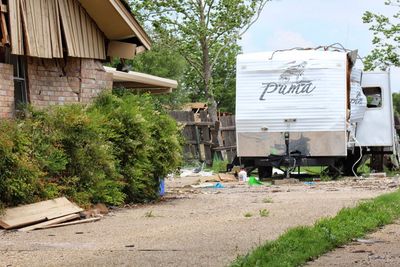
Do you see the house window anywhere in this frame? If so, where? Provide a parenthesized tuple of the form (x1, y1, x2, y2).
(362, 87, 382, 108)
(1, 47, 28, 109)
(10, 55, 28, 108)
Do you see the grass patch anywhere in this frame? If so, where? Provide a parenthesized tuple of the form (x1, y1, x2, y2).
(211, 155, 229, 174)
(259, 209, 269, 217)
(231, 190, 400, 267)
(244, 212, 253, 218)
(262, 197, 273, 204)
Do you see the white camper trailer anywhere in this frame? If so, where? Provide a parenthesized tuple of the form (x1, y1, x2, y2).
(234, 49, 396, 178)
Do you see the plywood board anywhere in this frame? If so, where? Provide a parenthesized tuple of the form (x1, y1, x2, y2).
(18, 213, 80, 232)
(107, 41, 136, 59)
(0, 197, 83, 229)
(40, 217, 100, 229)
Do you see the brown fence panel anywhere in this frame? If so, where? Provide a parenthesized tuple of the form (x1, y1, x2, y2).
(169, 111, 237, 165)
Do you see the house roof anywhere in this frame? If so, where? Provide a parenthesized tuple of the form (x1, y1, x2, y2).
(104, 66, 178, 94)
(77, 0, 151, 49)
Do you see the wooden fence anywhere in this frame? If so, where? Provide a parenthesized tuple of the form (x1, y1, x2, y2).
(169, 110, 236, 165)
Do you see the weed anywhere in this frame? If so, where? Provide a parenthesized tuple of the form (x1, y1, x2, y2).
(244, 212, 253, 218)
(262, 197, 273, 203)
(259, 209, 269, 217)
(211, 155, 229, 174)
(144, 211, 155, 218)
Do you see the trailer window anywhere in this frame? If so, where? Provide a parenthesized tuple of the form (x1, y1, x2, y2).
(362, 87, 382, 108)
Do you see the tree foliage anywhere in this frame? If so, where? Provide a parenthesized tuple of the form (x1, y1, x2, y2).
(112, 40, 189, 109)
(363, 0, 400, 70)
(131, 0, 269, 117)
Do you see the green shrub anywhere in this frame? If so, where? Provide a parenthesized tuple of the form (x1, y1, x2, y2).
(0, 92, 182, 208)
(39, 105, 124, 206)
(0, 120, 43, 207)
(90, 93, 182, 203)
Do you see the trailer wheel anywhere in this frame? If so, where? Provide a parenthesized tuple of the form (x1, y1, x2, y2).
(258, 166, 273, 180)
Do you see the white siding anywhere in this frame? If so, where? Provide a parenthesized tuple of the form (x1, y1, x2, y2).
(236, 51, 348, 133)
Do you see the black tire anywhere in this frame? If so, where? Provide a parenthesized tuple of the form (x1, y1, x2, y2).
(258, 166, 273, 180)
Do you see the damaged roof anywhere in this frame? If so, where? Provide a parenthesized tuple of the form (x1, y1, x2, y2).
(77, 0, 151, 50)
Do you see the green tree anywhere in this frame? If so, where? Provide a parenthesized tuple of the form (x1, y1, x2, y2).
(363, 0, 400, 70)
(393, 92, 400, 115)
(112, 40, 189, 109)
(131, 0, 269, 120)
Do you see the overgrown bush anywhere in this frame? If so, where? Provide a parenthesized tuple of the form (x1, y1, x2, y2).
(90, 93, 182, 203)
(0, 92, 182, 209)
(0, 120, 42, 207)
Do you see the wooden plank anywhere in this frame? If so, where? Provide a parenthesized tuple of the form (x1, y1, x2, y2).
(48, 0, 62, 58)
(0, 0, 9, 45)
(178, 121, 214, 126)
(74, 1, 84, 57)
(0, 4, 8, 12)
(67, 0, 78, 56)
(41, 0, 50, 58)
(18, 214, 80, 232)
(86, 12, 94, 58)
(0, 197, 83, 229)
(58, 0, 74, 56)
(200, 111, 212, 165)
(8, 0, 23, 54)
(91, 20, 98, 58)
(219, 126, 236, 131)
(79, 6, 89, 57)
(40, 217, 101, 229)
(19, 0, 32, 55)
(212, 146, 237, 151)
(28, 0, 38, 56)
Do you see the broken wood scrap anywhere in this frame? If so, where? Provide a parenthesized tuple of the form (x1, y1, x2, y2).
(18, 213, 81, 232)
(39, 217, 101, 230)
(0, 0, 9, 45)
(0, 197, 83, 229)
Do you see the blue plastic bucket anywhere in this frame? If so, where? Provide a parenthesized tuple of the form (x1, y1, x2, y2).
(159, 178, 165, 196)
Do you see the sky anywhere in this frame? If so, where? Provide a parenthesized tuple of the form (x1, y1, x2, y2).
(239, 0, 400, 91)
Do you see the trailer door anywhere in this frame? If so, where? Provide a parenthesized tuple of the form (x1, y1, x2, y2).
(356, 72, 395, 149)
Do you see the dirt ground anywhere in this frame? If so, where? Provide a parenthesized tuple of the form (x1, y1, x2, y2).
(308, 220, 400, 267)
(0, 176, 398, 267)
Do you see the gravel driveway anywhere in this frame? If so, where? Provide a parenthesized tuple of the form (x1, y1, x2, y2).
(0, 177, 396, 267)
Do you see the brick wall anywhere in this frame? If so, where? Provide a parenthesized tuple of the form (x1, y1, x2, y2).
(0, 63, 14, 118)
(28, 57, 113, 108)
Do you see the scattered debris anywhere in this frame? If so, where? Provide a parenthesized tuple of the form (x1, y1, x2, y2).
(304, 182, 317, 186)
(218, 173, 237, 182)
(355, 238, 386, 244)
(248, 177, 263, 186)
(180, 168, 213, 178)
(0, 197, 103, 232)
(214, 182, 224, 189)
(273, 178, 300, 185)
(369, 173, 386, 178)
(191, 182, 214, 188)
(201, 176, 220, 183)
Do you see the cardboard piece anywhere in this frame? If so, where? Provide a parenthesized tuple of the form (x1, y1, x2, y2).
(0, 197, 83, 229)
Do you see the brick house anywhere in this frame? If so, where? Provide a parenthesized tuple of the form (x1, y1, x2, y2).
(0, 0, 177, 118)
